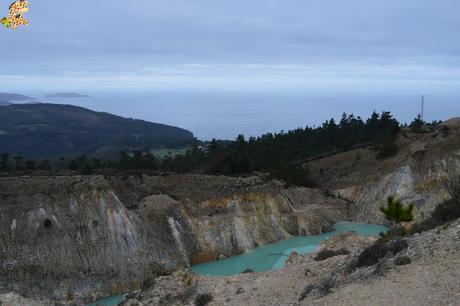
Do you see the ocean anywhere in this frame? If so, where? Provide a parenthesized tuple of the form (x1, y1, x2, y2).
(23, 90, 459, 140)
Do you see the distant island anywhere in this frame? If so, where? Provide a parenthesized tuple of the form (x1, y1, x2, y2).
(0, 92, 36, 102)
(45, 93, 90, 98)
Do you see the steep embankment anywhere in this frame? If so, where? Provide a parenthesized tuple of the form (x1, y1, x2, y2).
(0, 174, 347, 302)
(307, 120, 460, 223)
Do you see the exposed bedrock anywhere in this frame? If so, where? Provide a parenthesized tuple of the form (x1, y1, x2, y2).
(0, 174, 347, 301)
(307, 121, 460, 223)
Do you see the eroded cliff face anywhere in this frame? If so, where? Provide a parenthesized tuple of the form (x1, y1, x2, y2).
(308, 120, 460, 223)
(0, 174, 347, 301)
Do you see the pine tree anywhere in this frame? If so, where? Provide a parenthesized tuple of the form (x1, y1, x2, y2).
(410, 115, 425, 133)
(380, 196, 414, 227)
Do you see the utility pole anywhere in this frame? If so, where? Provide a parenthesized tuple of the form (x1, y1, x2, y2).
(420, 95, 426, 121)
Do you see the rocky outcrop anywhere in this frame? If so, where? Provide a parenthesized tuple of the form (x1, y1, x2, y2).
(0, 174, 347, 302)
(307, 123, 460, 223)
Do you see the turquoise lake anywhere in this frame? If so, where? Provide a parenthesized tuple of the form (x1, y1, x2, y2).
(87, 222, 387, 305)
(191, 222, 388, 276)
(87, 294, 126, 306)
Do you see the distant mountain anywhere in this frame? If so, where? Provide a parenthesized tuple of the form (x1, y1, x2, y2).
(0, 103, 194, 157)
(0, 92, 36, 102)
(0, 100, 11, 106)
(45, 93, 90, 98)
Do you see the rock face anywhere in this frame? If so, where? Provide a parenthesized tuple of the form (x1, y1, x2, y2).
(0, 174, 347, 302)
(307, 124, 460, 223)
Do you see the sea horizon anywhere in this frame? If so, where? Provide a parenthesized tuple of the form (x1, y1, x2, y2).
(14, 90, 460, 141)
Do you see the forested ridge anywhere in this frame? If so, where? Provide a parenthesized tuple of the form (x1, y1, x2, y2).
(1, 111, 407, 186)
(0, 103, 194, 157)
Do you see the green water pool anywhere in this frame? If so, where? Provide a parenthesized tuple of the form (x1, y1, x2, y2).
(191, 221, 388, 276)
(87, 293, 126, 306)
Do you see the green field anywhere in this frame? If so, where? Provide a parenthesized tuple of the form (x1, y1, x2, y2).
(151, 147, 188, 159)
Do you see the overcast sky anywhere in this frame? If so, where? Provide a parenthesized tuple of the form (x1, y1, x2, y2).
(1, 0, 460, 93)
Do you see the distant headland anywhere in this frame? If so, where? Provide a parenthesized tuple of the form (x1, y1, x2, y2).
(0, 92, 36, 102)
(45, 93, 90, 98)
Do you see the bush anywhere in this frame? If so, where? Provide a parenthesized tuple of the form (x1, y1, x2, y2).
(43, 218, 52, 228)
(271, 164, 316, 188)
(394, 256, 411, 266)
(66, 288, 73, 302)
(298, 285, 317, 301)
(375, 140, 399, 159)
(409, 218, 438, 234)
(409, 115, 427, 134)
(194, 293, 213, 306)
(356, 242, 388, 267)
(242, 268, 254, 273)
(410, 198, 460, 234)
(431, 198, 460, 222)
(298, 275, 337, 301)
(355, 238, 408, 268)
(318, 275, 337, 294)
(386, 239, 408, 255)
(314, 248, 350, 261)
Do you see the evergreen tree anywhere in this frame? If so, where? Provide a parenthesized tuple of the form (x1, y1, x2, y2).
(13, 156, 24, 170)
(0, 153, 9, 171)
(25, 159, 36, 170)
(380, 196, 414, 227)
(410, 115, 425, 133)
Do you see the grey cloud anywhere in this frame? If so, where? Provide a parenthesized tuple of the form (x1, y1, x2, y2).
(1, 0, 460, 90)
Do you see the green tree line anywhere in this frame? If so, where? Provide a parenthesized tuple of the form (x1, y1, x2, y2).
(1, 111, 412, 185)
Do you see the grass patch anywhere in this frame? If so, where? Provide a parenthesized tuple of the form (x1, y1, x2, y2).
(151, 147, 188, 159)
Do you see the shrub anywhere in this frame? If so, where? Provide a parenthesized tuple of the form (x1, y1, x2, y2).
(194, 293, 213, 306)
(298, 285, 317, 301)
(409, 218, 438, 234)
(356, 242, 388, 267)
(318, 275, 337, 294)
(298, 275, 337, 301)
(409, 115, 427, 134)
(431, 198, 460, 222)
(410, 198, 460, 234)
(43, 218, 52, 228)
(314, 248, 350, 261)
(394, 256, 411, 266)
(386, 238, 408, 255)
(66, 288, 74, 302)
(375, 140, 399, 159)
(242, 268, 254, 273)
(271, 164, 316, 188)
(355, 238, 408, 268)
